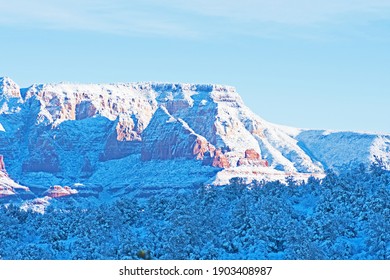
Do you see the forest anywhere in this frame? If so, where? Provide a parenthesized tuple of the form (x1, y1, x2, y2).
(0, 160, 389, 260)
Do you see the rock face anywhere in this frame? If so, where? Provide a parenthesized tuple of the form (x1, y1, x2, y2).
(0, 155, 30, 197)
(237, 149, 269, 167)
(193, 137, 216, 160)
(0, 76, 389, 202)
(75, 101, 97, 120)
(0, 77, 21, 99)
(141, 107, 216, 161)
(46, 185, 78, 198)
(0, 77, 23, 115)
(0, 78, 326, 176)
(210, 148, 231, 168)
(99, 118, 142, 161)
(245, 149, 260, 160)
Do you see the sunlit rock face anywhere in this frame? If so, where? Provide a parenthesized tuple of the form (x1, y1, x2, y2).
(140, 106, 216, 162)
(0, 154, 30, 198)
(237, 149, 269, 167)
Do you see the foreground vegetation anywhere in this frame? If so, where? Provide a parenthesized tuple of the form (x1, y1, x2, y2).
(0, 161, 389, 260)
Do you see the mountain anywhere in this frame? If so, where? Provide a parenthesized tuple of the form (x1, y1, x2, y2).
(1, 77, 389, 209)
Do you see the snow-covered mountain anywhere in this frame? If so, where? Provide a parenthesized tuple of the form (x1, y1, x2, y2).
(1, 77, 389, 207)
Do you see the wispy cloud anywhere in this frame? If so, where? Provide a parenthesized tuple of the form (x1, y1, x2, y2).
(0, 0, 195, 37)
(1, 0, 390, 38)
(159, 0, 390, 24)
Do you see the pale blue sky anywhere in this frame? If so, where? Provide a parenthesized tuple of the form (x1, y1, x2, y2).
(1, 0, 390, 133)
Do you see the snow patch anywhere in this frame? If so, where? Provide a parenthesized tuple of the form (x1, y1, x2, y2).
(370, 136, 390, 169)
(20, 196, 52, 214)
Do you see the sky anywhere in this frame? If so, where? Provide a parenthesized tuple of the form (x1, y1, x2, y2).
(1, 0, 390, 133)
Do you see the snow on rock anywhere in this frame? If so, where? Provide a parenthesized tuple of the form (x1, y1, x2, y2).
(24, 82, 158, 128)
(0, 155, 30, 197)
(370, 136, 390, 169)
(0, 76, 389, 203)
(20, 196, 52, 214)
(0, 77, 23, 115)
(193, 136, 216, 160)
(0, 77, 21, 99)
(88, 154, 219, 197)
(244, 149, 261, 160)
(203, 148, 231, 168)
(252, 119, 324, 173)
(45, 185, 78, 198)
(237, 149, 269, 167)
(295, 130, 390, 170)
(0, 79, 327, 176)
(212, 165, 325, 186)
(141, 106, 216, 161)
(0, 173, 30, 195)
(0, 186, 15, 198)
(99, 116, 142, 162)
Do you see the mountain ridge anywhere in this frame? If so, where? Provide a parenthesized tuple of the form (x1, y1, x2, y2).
(1, 77, 389, 210)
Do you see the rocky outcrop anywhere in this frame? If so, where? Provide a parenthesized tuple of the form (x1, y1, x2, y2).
(141, 107, 216, 161)
(237, 149, 269, 167)
(193, 137, 216, 160)
(203, 148, 231, 168)
(100, 119, 142, 161)
(75, 101, 97, 120)
(141, 108, 230, 169)
(25, 82, 158, 128)
(0, 77, 21, 99)
(0, 155, 30, 197)
(245, 149, 260, 160)
(46, 185, 78, 198)
(0, 77, 23, 115)
(115, 115, 142, 141)
(165, 99, 193, 115)
(211, 149, 231, 168)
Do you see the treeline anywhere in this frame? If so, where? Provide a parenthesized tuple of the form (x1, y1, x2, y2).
(0, 161, 389, 260)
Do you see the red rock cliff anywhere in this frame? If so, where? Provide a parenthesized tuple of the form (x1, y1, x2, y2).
(237, 149, 268, 167)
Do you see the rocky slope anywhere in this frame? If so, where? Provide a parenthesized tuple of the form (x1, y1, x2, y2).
(0, 155, 30, 198)
(0, 76, 389, 207)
